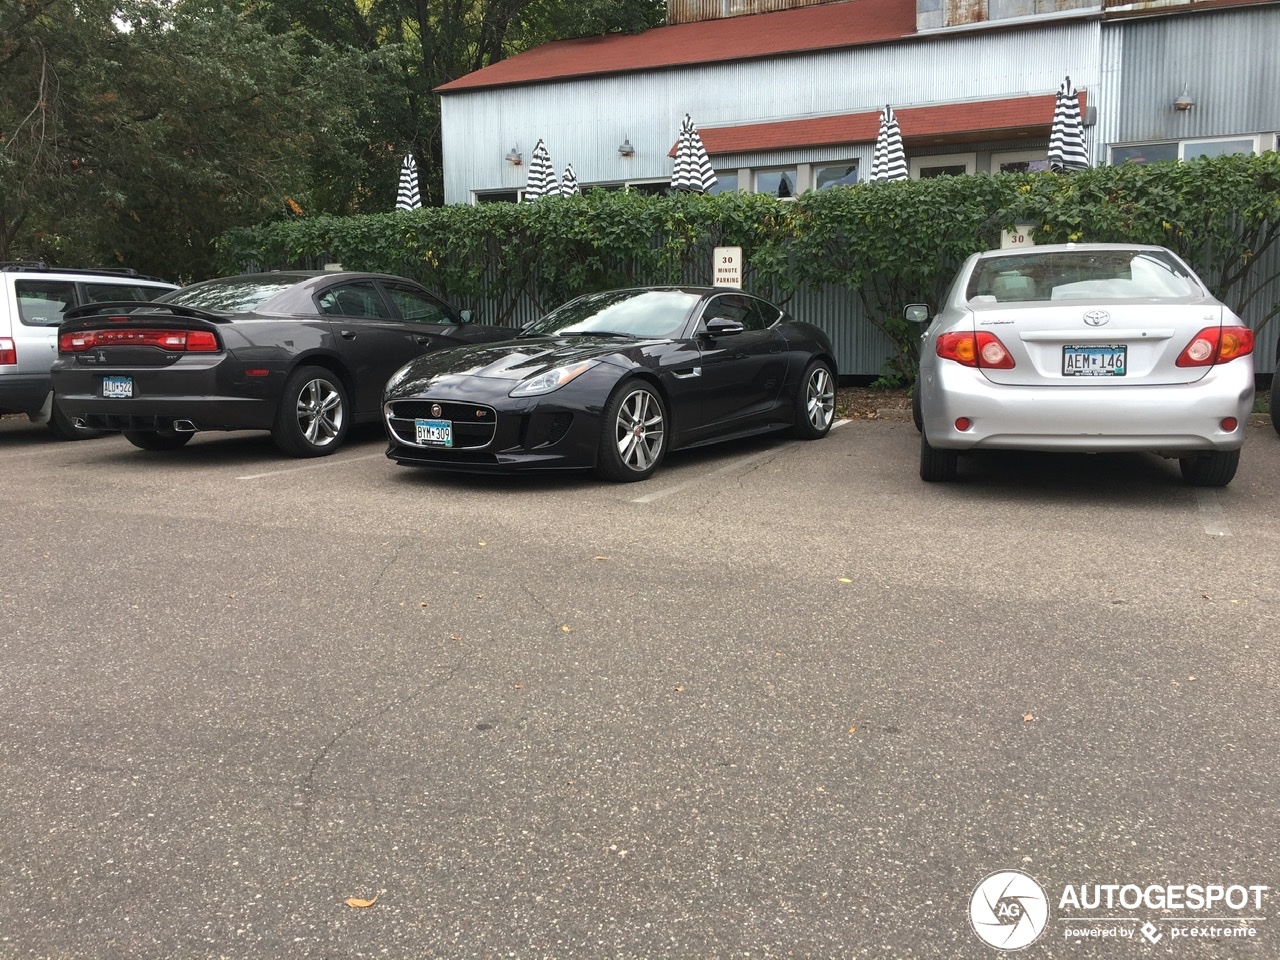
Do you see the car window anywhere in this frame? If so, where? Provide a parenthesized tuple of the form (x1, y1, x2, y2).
(704, 294, 769, 331)
(523, 290, 700, 339)
(746, 296, 781, 329)
(14, 280, 74, 326)
(317, 282, 393, 319)
(84, 283, 167, 303)
(164, 277, 299, 312)
(383, 283, 454, 324)
(967, 250, 1201, 303)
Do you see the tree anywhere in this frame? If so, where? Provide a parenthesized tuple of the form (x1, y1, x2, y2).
(0, 0, 376, 279)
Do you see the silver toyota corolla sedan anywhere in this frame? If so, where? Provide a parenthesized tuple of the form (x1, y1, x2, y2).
(909, 243, 1255, 487)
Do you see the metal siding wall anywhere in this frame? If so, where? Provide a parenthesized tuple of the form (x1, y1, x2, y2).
(441, 22, 1100, 202)
(1108, 8, 1280, 145)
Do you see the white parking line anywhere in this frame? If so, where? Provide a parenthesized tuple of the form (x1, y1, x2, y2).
(633, 419, 850, 504)
(1194, 489, 1231, 537)
(237, 452, 386, 481)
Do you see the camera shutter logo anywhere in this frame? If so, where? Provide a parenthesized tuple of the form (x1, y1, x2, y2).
(970, 870, 1050, 950)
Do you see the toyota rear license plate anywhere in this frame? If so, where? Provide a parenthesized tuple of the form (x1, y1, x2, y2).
(415, 418, 452, 447)
(102, 375, 134, 398)
(1063, 345, 1126, 377)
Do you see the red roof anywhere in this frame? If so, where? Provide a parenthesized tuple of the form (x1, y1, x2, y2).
(436, 0, 917, 92)
(679, 92, 1089, 154)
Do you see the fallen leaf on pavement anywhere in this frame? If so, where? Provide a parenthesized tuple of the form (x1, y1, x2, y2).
(838, 578, 852, 584)
(345, 893, 380, 908)
(592, 556, 609, 561)
(1022, 713, 1035, 723)
(561, 625, 572, 633)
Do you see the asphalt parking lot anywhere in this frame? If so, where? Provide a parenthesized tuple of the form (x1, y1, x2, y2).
(1, 415, 1277, 959)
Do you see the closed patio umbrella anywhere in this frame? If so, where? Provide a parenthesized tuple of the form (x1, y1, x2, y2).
(524, 139, 559, 200)
(870, 106, 907, 183)
(395, 153, 421, 210)
(670, 114, 718, 193)
(1048, 77, 1089, 172)
(560, 164, 581, 196)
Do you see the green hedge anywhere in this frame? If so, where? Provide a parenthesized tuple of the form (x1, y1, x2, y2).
(217, 152, 1280, 385)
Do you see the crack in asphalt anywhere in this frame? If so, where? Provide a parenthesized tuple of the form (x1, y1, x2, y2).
(295, 659, 465, 832)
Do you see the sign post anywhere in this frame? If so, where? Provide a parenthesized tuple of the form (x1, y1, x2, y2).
(713, 246, 743, 288)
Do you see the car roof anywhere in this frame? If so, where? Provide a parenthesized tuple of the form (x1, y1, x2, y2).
(0, 262, 175, 285)
(975, 243, 1177, 260)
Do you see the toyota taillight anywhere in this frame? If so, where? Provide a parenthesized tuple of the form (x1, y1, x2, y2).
(0, 337, 14, 365)
(59, 328, 220, 354)
(1175, 326, 1255, 367)
(936, 331, 1015, 369)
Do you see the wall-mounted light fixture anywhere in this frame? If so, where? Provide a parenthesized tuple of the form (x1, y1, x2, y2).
(1173, 84, 1195, 112)
(506, 146, 522, 165)
(618, 138, 635, 157)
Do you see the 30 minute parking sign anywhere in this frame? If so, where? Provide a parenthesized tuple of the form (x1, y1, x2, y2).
(713, 246, 742, 288)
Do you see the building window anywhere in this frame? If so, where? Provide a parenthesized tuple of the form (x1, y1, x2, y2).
(1181, 136, 1259, 160)
(708, 173, 738, 195)
(1109, 142, 1177, 165)
(627, 181, 670, 196)
(991, 150, 1051, 174)
(910, 153, 976, 178)
(755, 168, 798, 198)
(474, 190, 520, 204)
(814, 163, 858, 190)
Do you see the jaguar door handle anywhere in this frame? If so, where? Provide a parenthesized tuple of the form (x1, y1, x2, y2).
(340, 330, 356, 340)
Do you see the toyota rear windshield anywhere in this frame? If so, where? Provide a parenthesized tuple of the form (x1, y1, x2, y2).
(966, 250, 1202, 303)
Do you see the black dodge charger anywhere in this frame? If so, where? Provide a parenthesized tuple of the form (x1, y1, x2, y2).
(382, 286, 838, 482)
(51, 271, 513, 456)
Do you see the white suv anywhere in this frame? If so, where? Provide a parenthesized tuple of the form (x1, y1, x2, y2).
(0, 262, 177, 438)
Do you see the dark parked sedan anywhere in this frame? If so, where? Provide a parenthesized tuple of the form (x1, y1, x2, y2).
(382, 286, 837, 482)
(51, 271, 514, 456)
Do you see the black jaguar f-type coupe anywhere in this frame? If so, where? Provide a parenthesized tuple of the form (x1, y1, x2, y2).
(382, 286, 837, 482)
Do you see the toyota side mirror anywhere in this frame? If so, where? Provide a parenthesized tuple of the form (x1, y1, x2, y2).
(904, 304, 931, 324)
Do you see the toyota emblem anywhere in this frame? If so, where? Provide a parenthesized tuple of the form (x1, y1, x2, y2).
(1083, 309, 1110, 326)
(430, 403, 442, 417)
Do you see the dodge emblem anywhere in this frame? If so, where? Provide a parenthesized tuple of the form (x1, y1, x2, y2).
(430, 403, 442, 417)
(1083, 309, 1110, 326)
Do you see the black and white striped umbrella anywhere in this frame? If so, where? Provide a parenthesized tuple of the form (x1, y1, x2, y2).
(870, 106, 907, 183)
(670, 114, 718, 193)
(560, 164, 580, 196)
(395, 153, 421, 210)
(524, 139, 559, 200)
(1048, 77, 1089, 172)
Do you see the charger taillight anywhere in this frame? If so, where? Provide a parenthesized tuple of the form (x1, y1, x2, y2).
(59, 328, 219, 354)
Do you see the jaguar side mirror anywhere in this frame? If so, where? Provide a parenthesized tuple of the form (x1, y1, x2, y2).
(703, 317, 745, 337)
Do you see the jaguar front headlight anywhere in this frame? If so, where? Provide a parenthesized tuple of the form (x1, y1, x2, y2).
(509, 359, 600, 397)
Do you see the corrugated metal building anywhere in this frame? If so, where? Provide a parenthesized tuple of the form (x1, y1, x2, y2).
(436, 0, 1280, 373)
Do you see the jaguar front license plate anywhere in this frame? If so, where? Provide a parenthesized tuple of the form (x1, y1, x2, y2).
(1063, 344, 1126, 377)
(415, 418, 453, 447)
(102, 375, 134, 398)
